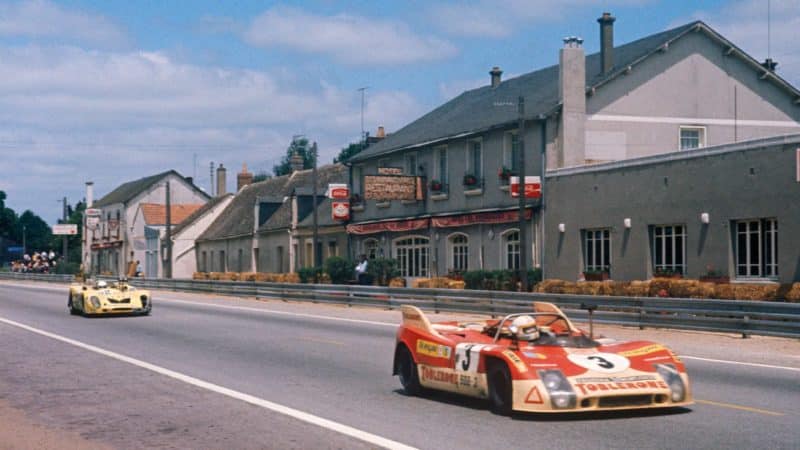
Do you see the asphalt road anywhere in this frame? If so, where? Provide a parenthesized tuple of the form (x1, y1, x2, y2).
(0, 281, 798, 449)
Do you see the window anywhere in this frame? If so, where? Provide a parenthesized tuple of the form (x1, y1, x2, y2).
(735, 219, 778, 278)
(467, 139, 482, 180)
(201, 251, 207, 272)
(353, 166, 363, 197)
(504, 132, 520, 172)
(237, 248, 243, 272)
(394, 236, 429, 277)
(305, 241, 313, 268)
(679, 126, 705, 150)
(364, 239, 379, 260)
(449, 234, 469, 272)
(277, 246, 284, 272)
(502, 230, 520, 270)
(405, 153, 418, 176)
(652, 225, 686, 275)
(328, 241, 338, 258)
(434, 146, 448, 184)
(219, 250, 226, 272)
(584, 229, 611, 272)
(210, 251, 215, 272)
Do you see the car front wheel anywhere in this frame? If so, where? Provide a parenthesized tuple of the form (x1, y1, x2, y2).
(396, 345, 422, 396)
(488, 362, 512, 415)
(68, 294, 79, 315)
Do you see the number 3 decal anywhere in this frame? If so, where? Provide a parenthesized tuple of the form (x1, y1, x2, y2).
(567, 353, 630, 373)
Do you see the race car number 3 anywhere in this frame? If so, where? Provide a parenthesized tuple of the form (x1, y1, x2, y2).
(567, 353, 630, 373)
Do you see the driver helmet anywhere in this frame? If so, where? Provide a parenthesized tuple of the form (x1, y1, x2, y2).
(96, 280, 108, 289)
(511, 315, 539, 341)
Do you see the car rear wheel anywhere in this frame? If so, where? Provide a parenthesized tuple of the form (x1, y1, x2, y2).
(488, 362, 512, 415)
(396, 345, 422, 396)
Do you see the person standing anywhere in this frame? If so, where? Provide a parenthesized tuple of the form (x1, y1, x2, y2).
(355, 254, 369, 285)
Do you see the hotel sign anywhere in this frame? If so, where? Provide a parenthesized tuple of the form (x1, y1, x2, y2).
(364, 175, 423, 201)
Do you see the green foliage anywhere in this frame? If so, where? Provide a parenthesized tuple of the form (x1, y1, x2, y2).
(297, 266, 323, 284)
(54, 261, 81, 275)
(273, 137, 316, 176)
(366, 258, 398, 286)
(334, 141, 367, 163)
(252, 171, 271, 183)
(324, 256, 355, 284)
(49, 200, 85, 264)
(463, 268, 542, 291)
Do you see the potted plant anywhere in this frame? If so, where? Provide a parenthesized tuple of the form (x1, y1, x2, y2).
(498, 166, 513, 184)
(463, 174, 478, 187)
(430, 179, 443, 192)
(654, 267, 683, 279)
(349, 193, 362, 205)
(699, 265, 729, 284)
(583, 268, 610, 281)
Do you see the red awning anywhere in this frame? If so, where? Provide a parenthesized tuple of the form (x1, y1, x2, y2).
(431, 209, 533, 228)
(346, 218, 429, 235)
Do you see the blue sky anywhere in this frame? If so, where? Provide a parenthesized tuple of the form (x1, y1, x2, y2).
(0, 0, 797, 224)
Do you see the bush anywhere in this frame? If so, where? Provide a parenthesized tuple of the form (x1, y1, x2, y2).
(367, 258, 398, 286)
(53, 261, 80, 275)
(324, 256, 355, 285)
(297, 266, 323, 284)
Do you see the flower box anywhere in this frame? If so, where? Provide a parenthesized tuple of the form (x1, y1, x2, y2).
(463, 174, 478, 187)
(699, 276, 730, 284)
(429, 180, 443, 192)
(583, 271, 610, 281)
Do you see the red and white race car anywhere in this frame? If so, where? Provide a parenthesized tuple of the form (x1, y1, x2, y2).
(393, 303, 692, 414)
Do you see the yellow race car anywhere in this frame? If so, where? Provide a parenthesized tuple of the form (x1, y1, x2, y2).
(68, 278, 152, 316)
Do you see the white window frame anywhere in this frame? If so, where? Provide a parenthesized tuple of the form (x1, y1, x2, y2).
(447, 232, 469, 273)
(434, 145, 448, 184)
(583, 228, 611, 272)
(503, 131, 520, 172)
(652, 224, 686, 275)
(501, 229, 520, 270)
(393, 235, 430, 278)
(679, 126, 706, 150)
(466, 138, 483, 180)
(363, 239, 379, 260)
(735, 218, 778, 279)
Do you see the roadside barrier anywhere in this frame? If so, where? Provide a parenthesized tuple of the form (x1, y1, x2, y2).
(2, 272, 798, 339)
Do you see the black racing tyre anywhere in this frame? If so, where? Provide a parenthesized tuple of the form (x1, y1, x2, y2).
(396, 345, 422, 396)
(68, 294, 79, 315)
(488, 362, 513, 415)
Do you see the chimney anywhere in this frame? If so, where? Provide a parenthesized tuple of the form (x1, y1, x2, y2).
(237, 163, 254, 191)
(290, 151, 304, 173)
(559, 36, 586, 167)
(761, 58, 778, 72)
(376, 126, 385, 138)
(185, 176, 193, 185)
(85, 181, 94, 207)
(598, 12, 615, 74)
(490, 66, 503, 88)
(216, 164, 227, 196)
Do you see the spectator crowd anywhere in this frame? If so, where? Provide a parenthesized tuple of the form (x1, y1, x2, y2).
(10, 250, 59, 273)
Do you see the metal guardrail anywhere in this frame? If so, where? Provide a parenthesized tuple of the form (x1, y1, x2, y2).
(1, 272, 798, 338)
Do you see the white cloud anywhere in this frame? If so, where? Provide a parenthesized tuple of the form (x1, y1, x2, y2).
(679, 0, 800, 87)
(430, 0, 653, 38)
(242, 6, 457, 65)
(0, 44, 424, 222)
(0, 0, 128, 48)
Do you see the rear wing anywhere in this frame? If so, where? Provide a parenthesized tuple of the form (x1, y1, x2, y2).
(533, 301, 578, 331)
(400, 305, 443, 338)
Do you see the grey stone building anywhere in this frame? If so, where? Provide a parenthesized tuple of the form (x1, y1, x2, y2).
(346, 14, 800, 282)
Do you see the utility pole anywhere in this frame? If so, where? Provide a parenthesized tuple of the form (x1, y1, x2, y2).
(357, 87, 368, 142)
(517, 96, 528, 291)
(311, 142, 320, 268)
(22, 225, 26, 256)
(165, 181, 172, 278)
(62, 197, 68, 264)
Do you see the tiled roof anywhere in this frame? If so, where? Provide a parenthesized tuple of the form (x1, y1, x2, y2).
(197, 175, 291, 241)
(140, 203, 205, 226)
(349, 21, 709, 162)
(169, 193, 233, 236)
(93, 170, 208, 207)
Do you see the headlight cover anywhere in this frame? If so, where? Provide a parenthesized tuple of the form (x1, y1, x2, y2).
(538, 369, 577, 409)
(90, 296, 101, 308)
(656, 363, 686, 402)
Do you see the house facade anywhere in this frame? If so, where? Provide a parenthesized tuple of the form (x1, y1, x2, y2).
(346, 14, 800, 282)
(82, 170, 210, 277)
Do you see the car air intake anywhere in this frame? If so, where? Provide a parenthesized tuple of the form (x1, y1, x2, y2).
(598, 395, 653, 408)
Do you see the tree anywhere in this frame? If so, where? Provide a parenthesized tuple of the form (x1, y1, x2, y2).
(49, 200, 85, 263)
(252, 171, 271, 183)
(334, 141, 367, 163)
(0, 191, 18, 240)
(18, 210, 52, 253)
(273, 137, 316, 176)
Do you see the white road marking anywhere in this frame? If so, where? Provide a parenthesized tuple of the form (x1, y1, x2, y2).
(0, 315, 417, 450)
(4, 281, 800, 373)
(682, 355, 800, 373)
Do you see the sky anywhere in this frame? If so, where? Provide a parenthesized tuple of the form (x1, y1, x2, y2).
(0, 0, 798, 224)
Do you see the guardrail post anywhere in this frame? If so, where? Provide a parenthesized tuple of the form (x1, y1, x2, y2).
(742, 315, 750, 339)
(638, 299, 645, 330)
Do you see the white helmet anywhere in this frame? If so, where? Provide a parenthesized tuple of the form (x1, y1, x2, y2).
(96, 280, 108, 289)
(511, 315, 539, 341)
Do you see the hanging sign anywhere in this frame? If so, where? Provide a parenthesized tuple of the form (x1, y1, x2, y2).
(85, 208, 102, 217)
(52, 224, 78, 235)
(510, 176, 542, 199)
(332, 201, 350, 221)
(86, 217, 100, 230)
(327, 183, 350, 200)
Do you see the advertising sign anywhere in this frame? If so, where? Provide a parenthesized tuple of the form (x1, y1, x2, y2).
(364, 175, 422, 201)
(331, 201, 350, 221)
(327, 183, 350, 200)
(378, 167, 403, 175)
(52, 224, 78, 235)
(86, 217, 100, 230)
(85, 208, 102, 217)
(510, 176, 542, 199)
